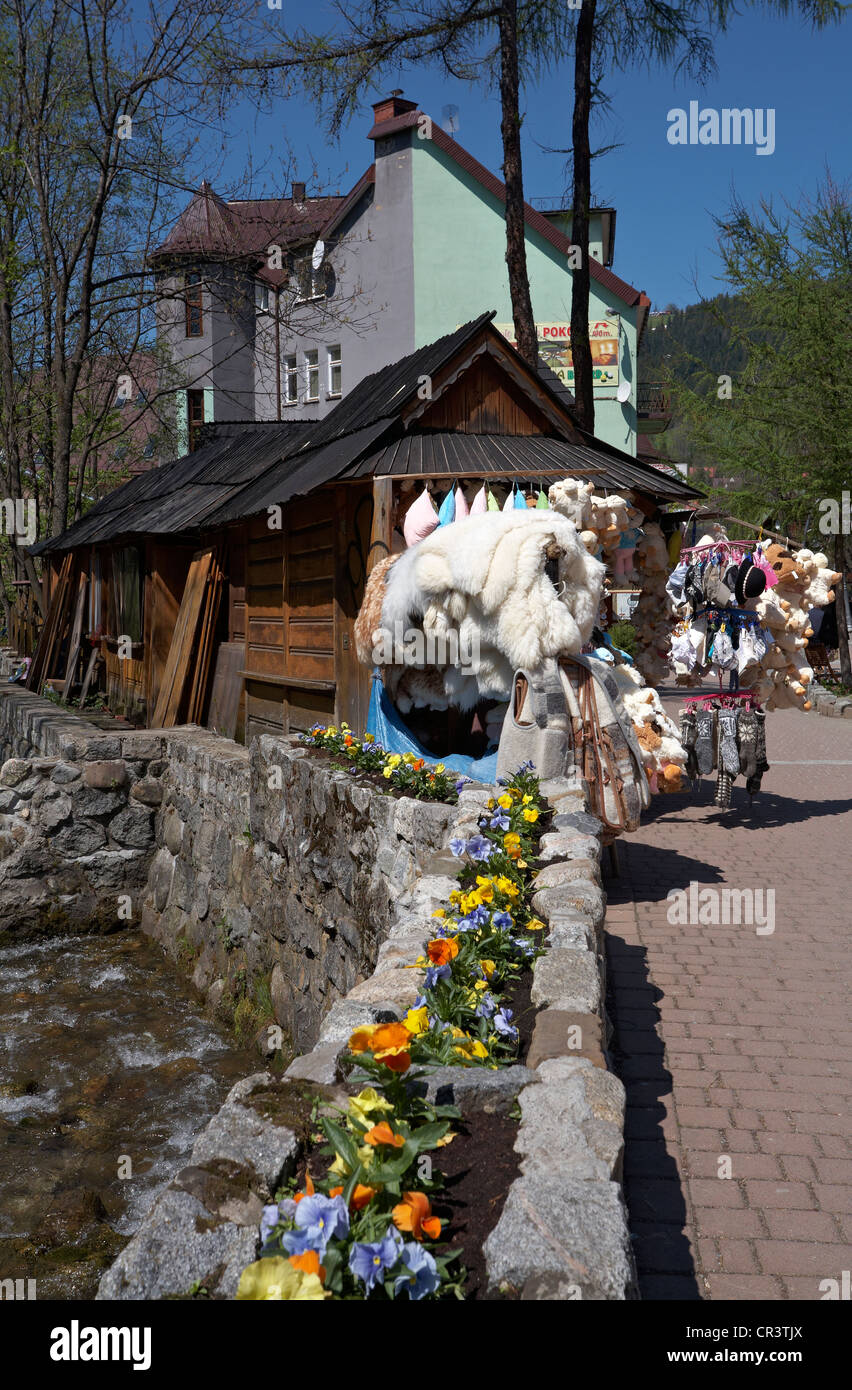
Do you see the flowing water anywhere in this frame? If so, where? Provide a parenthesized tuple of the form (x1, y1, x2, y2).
(0, 931, 258, 1300)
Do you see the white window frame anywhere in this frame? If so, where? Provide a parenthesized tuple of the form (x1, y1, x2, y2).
(293, 256, 324, 304)
(327, 344, 342, 398)
(255, 281, 270, 313)
(284, 354, 299, 406)
(305, 349, 319, 403)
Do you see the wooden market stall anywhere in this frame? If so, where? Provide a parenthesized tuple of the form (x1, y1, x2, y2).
(27, 314, 701, 739)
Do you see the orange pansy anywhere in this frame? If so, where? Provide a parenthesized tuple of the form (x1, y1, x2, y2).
(392, 1190, 442, 1242)
(364, 1121, 405, 1148)
(288, 1249, 326, 1282)
(426, 938, 459, 967)
(350, 1184, 377, 1211)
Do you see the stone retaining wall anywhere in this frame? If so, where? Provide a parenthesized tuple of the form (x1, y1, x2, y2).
(0, 688, 165, 935)
(809, 678, 852, 718)
(100, 772, 637, 1302)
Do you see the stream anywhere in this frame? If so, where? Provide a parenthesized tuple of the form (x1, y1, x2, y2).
(0, 930, 257, 1300)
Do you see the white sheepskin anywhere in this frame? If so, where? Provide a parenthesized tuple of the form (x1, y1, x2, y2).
(380, 510, 605, 705)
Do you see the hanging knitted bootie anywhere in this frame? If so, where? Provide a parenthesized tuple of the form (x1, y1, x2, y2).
(680, 707, 699, 779)
(714, 768, 732, 808)
(695, 707, 715, 775)
(717, 708, 740, 776)
(738, 709, 758, 779)
(746, 710, 769, 795)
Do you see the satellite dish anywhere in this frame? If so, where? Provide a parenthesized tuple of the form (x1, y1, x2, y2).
(311, 239, 325, 271)
(616, 381, 631, 404)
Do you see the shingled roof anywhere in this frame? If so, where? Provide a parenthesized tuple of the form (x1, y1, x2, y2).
(33, 315, 700, 555)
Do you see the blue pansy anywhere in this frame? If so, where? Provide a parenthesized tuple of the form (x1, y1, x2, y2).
(349, 1227, 403, 1293)
(494, 1007, 518, 1040)
(490, 811, 510, 830)
(282, 1193, 349, 1255)
(393, 1243, 440, 1300)
(465, 835, 493, 862)
(449, 836, 467, 857)
(492, 911, 513, 930)
(424, 963, 452, 988)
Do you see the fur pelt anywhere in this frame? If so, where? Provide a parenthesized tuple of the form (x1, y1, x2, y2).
(354, 555, 399, 666)
(379, 510, 605, 704)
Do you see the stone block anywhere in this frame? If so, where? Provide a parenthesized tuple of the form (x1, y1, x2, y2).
(531, 949, 601, 1013)
(49, 761, 82, 785)
(533, 858, 601, 892)
(404, 1064, 537, 1114)
(96, 1187, 258, 1301)
(285, 1044, 342, 1087)
(483, 1173, 636, 1300)
(53, 820, 107, 858)
(346, 965, 421, 1009)
(532, 880, 605, 928)
(189, 1074, 300, 1192)
(130, 777, 163, 807)
(39, 794, 73, 831)
(109, 803, 154, 849)
(317, 999, 403, 1045)
(527, 1010, 604, 1070)
(83, 760, 127, 789)
(0, 758, 31, 787)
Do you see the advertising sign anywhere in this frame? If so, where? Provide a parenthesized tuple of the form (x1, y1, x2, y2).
(494, 320, 620, 389)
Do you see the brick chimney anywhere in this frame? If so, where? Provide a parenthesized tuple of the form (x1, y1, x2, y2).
(371, 90, 418, 127)
(292, 180, 306, 203)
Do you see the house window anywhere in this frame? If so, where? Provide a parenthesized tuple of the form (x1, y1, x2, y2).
(294, 256, 324, 302)
(327, 344, 342, 397)
(305, 350, 319, 402)
(187, 389, 205, 451)
(255, 281, 270, 313)
(185, 273, 203, 337)
(284, 354, 298, 405)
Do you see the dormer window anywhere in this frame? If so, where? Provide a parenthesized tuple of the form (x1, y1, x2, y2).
(185, 272, 203, 337)
(294, 256, 325, 303)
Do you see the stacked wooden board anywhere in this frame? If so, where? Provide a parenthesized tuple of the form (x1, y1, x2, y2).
(25, 554, 76, 692)
(151, 546, 224, 728)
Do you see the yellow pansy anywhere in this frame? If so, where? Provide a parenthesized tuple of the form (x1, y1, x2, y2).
(404, 1006, 430, 1036)
(479, 958, 496, 979)
(497, 793, 512, 811)
(434, 763, 445, 773)
(495, 876, 520, 899)
(522, 808, 539, 823)
(475, 876, 494, 903)
(487, 798, 495, 810)
(386, 753, 402, 767)
(382, 766, 393, 779)
(347, 1087, 393, 1129)
(236, 1258, 326, 1301)
(522, 793, 533, 805)
(364, 732, 375, 742)
(526, 917, 546, 932)
(435, 1131, 456, 1148)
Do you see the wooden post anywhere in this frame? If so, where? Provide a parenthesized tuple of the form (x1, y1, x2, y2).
(367, 475, 394, 576)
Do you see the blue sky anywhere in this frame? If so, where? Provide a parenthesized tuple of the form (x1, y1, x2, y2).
(189, 7, 851, 311)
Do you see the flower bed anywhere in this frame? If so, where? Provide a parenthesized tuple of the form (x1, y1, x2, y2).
(299, 724, 463, 802)
(237, 748, 547, 1300)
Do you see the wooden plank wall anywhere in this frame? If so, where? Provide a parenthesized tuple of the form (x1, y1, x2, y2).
(243, 485, 374, 744)
(417, 356, 553, 435)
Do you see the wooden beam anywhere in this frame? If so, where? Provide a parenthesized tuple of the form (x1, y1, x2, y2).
(367, 475, 394, 575)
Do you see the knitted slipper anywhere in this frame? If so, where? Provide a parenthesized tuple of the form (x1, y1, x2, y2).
(717, 708, 740, 775)
(695, 707, 715, 775)
(737, 709, 758, 779)
(746, 710, 769, 794)
(714, 768, 732, 808)
(680, 707, 699, 779)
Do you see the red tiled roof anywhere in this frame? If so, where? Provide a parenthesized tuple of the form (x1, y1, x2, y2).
(367, 109, 645, 309)
(151, 181, 346, 269)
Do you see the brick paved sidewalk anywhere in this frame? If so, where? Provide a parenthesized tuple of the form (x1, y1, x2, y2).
(605, 699, 852, 1299)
